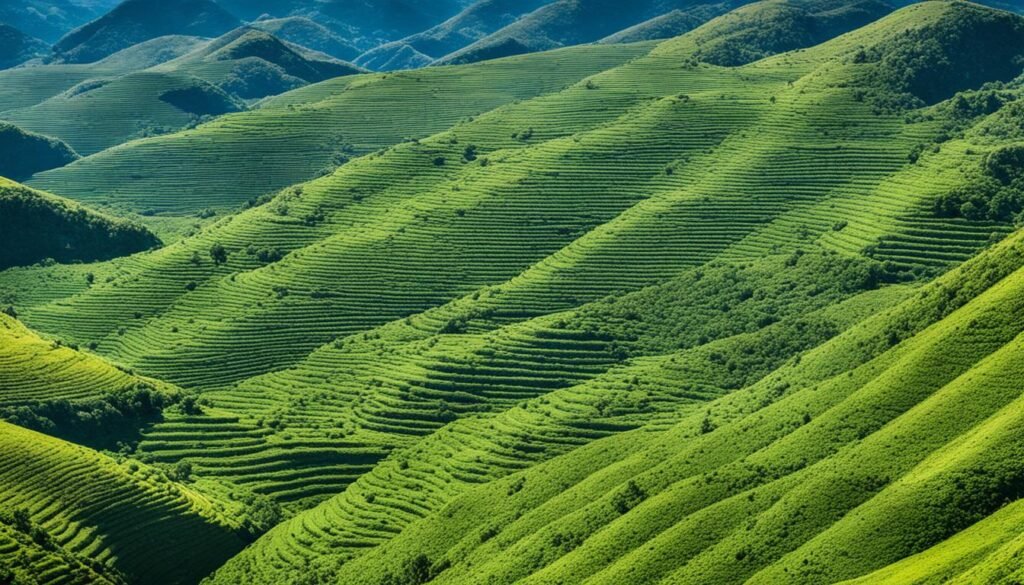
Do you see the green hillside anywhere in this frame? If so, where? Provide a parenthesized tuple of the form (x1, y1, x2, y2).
(0, 178, 159, 270)
(2, 2, 1024, 584)
(0, 23, 48, 69)
(281, 226, 1024, 585)
(52, 0, 239, 64)
(0, 35, 208, 114)
(0, 27, 366, 157)
(0, 420, 245, 585)
(25, 42, 652, 214)
(0, 122, 78, 180)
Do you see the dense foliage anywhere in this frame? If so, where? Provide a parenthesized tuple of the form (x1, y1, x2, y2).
(0, 123, 78, 181)
(0, 181, 160, 269)
(854, 3, 1024, 109)
(0, 384, 170, 449)
(935, 146, 1024, 223)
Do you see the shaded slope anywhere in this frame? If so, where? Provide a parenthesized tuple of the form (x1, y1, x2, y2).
(249, 16, 360, 61)
(354, 0, 550, 71)
(0, 420, 245, 585)
(0, 178, 159, 269)
(0, 23, 48, 69)
(0, 122, 78, 180)
(53, 0, 240, 64)
(0, 1, 119, 43)
(599, 5, 735, 44)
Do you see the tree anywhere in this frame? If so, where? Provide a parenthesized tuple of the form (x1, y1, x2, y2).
(209, 243, 228, 266)
(1, 306, 15, 319)
(171, 460, 193, 482)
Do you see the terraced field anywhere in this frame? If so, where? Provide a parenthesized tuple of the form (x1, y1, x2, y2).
(2, 2, 1024, 584)
(0, 313, 173, 407)
(0, 421, 245, 585)
(27, 42, 654, 213)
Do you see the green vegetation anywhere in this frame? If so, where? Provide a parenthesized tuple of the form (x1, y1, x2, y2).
(3, 2, 1024, 584)
(52, 0, 239, 64)
(0, 122, 77, 180)
(0, 178, 159, 269)
(0, 23, 48, 70)
(27, 42, 651, 213)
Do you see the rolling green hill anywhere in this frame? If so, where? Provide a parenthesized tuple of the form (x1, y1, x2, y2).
(0, 0, 1015, 536)
(0, 23, 49, 69)
(3, 2, 1024, 584)
(0, 122, 78, 180)
(0, 178, 159, 269)
(25, 41, 652, 214)
(52, 0, 240, 64)
(1, 28, 364, 156)
(284, 226, 1024, 585)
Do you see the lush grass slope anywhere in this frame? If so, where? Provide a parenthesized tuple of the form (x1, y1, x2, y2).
(0, 312, 172, 408)
(0, 420, 245, 585)
(0, 0, 1014, 534)
(26, 42, 651, 214)
(3, 2, 1024, 584)
(287, 227, 1024, 585)
(0, 178, 159, 269)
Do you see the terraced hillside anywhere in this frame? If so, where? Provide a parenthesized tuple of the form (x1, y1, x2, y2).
(273, 227, 1024, 585)
(0, 421, 246, 585)
(0, 0, 1013, 536)
(2, 2, 1024, 584)
(27, 42, 651, 213)
(0, 178, 158, 269)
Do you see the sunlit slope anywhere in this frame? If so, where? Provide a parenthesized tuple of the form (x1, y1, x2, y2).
(0, 313, 173, 407)
(201, 255, 915, 583)
(0, 522, 123, 585)
(305, 225, 1024, 585)
(27, 43, 652, 213)
(0, 421, 245, 585)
